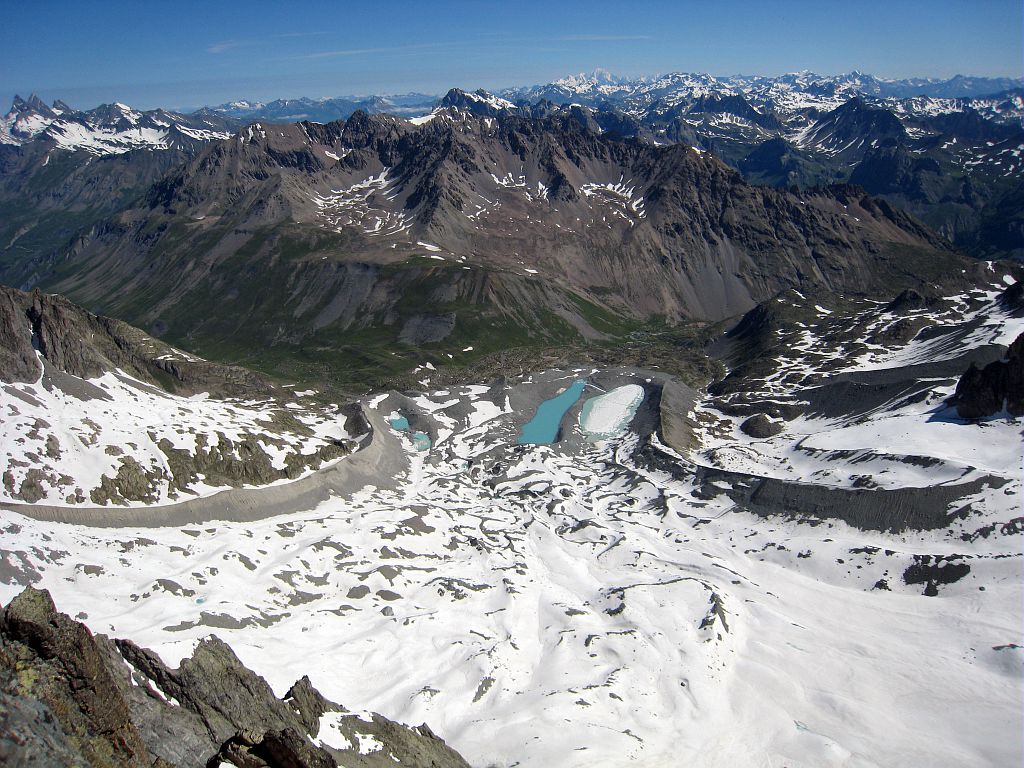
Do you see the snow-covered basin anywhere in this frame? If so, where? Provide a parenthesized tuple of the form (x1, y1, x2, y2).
(578, 384, 645, 440)
(1, 368, 1022, 767)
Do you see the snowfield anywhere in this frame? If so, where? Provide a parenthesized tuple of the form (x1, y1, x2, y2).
(0, 287, 1021, 767)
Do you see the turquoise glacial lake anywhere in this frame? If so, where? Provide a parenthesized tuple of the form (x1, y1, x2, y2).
(388, 415, 410, 430)
(388, 414, 431, 451)
(516, 380, 587, 445)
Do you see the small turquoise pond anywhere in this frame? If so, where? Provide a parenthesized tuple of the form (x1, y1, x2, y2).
(516, 380, 587, 445)
(388, 414, 432, 451)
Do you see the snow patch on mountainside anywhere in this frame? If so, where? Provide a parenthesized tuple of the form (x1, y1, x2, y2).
(312, 169, 412, 236)
(1, 360, 354, 506)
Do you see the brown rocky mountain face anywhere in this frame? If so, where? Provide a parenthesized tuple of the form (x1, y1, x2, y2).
(6, 109, 975, 389)
(0, 284, 268, 395)
(0, 141, 198, 292)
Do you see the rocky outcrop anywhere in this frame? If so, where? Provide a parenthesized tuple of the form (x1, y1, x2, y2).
(948, 331, 1024, 419)
(998, 279, 1024, 316)
(902, 554, 971, 596)
(0, 587, 473, 768)
(156, 433, 349, 500)
(0, 284, 268, 396)
(0, 286, 40, 383)
(740, 413, 784, 438)
(0, 587, 152, 767)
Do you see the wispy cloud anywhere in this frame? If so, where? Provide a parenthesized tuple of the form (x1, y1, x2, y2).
(557, 35, 654, 42)
(208, 31, 333, 54)
(274, 31, 333, 39)
(473, 32, 654, 43)
(290, 42, 458, 61)
(208, 39, 251, 54)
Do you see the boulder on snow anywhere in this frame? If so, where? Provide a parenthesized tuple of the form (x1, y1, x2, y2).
(740, 413, 784, 438)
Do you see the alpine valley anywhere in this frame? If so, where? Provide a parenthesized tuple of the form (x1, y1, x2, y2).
(0, 68, 1022, 768)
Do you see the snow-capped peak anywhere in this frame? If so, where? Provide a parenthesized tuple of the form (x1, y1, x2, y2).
(437, 88, 517, 116)
(0, 94, 234, 154)
(554, 68, 626, 91)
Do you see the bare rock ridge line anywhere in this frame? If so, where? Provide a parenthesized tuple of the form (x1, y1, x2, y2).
(2, 72, 1020, 364)
(2, 104, 987, 390)
(0, 586, 472, 767)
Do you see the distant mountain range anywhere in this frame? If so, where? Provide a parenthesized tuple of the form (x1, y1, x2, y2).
(194, 70, 1024, 123)
(194, 93, 439, 123)
(507, 69, 1024, 109)
(5, 71, 1020, 148)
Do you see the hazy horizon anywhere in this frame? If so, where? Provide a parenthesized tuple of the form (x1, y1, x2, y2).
(5, 67, 1023, 115)
(2, 0, 1021, 112)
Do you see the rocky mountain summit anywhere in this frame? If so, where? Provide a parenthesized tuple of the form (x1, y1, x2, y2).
(0, 587, 471, 767)
(4, 70, 1020, 277)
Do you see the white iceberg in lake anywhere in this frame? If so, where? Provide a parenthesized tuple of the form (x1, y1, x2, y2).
(578, 384, 645, 441)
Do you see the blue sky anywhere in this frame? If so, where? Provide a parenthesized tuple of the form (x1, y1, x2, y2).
(2, 0, 1021, 111)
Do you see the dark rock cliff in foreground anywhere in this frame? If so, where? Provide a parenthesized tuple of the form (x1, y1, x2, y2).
(0, 587, 471, 768)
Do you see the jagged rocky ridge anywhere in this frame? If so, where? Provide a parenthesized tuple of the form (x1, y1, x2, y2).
(0, 586, 470, 767)
(4, 107, 983, 389)
(3, 70, 1021, 289)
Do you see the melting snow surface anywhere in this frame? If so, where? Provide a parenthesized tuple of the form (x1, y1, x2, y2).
(0, 287, 1021, 768)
